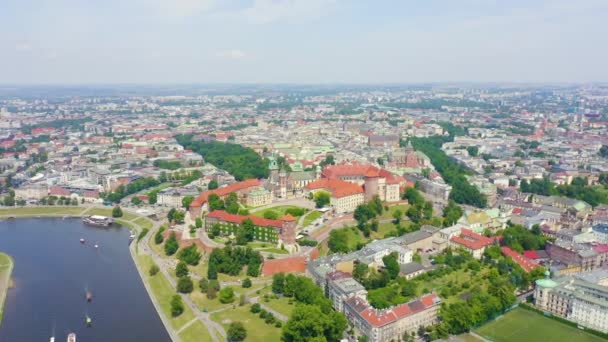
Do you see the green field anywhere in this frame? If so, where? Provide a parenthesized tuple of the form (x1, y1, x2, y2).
(251, 206, 307, 219)
(133, 217, 154, 230)
(0, 206, 85, 217)
(475, 308, 606, 342)
(211, 304, 281, 342)
(178, 319, 214, 342)
(261, 295, 295, 317)
(86, 207, 138, 221)
(136, 255, 196, 330)
(302, 210, 322, 227)
(0, 252, 14, 327)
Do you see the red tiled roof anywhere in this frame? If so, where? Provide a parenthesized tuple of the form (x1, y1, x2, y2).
(191, 179, 261, 208)
(49, 186, 70, 196)
(501, 246, 539, 273)
(261, 256, 307, 276)
(280, 214, 296, 222)
(450, 229, 495, 250)
(593, 244, 608, 253)
(523, 250, 538, 259)
(357, 293, 440, 327)
(206, 210, 285, 228)
(322, 163, 402, 184)
(305, 178, 363, 198)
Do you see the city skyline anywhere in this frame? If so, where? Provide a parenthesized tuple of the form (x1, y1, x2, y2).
(2, 0, 608, 84)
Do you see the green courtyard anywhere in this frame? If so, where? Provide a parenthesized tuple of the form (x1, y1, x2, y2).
(475, 308, 606, 342)
(251, 205, 308, 219)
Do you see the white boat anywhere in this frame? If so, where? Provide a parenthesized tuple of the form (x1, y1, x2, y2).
(79, 238, 85, 244)
(94, 244, 99, 249)
(50, 337, 55, 342)
(67, 333, 76, 342)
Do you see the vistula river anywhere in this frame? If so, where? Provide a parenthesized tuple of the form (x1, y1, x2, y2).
(0, 217, 171, 342)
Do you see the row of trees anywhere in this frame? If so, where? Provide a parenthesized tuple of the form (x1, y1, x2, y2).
(103, 177, 160, 203)
(410, 136, 487, 208)
(521, 176, 608, 207)
(176, 135, 269, 180)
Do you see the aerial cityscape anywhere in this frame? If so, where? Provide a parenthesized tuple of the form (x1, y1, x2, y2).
(1, 1, 608, 342)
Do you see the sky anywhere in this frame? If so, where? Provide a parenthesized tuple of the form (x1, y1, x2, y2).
(1, 0, 607, 84)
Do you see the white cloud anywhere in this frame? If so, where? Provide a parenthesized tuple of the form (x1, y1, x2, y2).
(216, 49, 247, 60)
(242, 0, 338, 24)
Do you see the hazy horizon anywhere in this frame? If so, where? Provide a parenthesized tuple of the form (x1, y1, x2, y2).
(2, 0, 608, 84)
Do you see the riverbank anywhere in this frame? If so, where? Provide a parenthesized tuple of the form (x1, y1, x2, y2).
(0, 252, 14, 328)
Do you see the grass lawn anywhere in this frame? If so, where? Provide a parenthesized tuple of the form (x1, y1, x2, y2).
(260, 296, 295, 317)
(302, 210, 322, 227)
(178, 320, 214, 342)
(134, 217, 154, 230)
(211, 305, 281, 342)
(136, 254, 195, 330)
(0, 252, 13, 327)
(380, 204, 409, 220)
(0, 206, 85, 217)
(251, 205, 307, 219)
(190, 291, 228, 312)
(372, 222, 399, 239)
(86, 207, 138, 221)
(416, 267, 491, 304)
(146, 183, 174, 195)
(475, 308, 606, 342)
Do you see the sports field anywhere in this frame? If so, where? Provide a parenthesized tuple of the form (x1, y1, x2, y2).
(475, 308, 605, 342)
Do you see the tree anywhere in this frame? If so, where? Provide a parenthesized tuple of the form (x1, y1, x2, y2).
(392, 209, 402, 224)
(182, 195, 194, 209)
(443, 200, 463, 227)
(272, 273, 285, 294)
(600, 145, 608, 158)
(236, 218, 255, 245)
(219, 286, 235, 303)
(172, 210, 186, 223)
(208, 193, 225, 211)
(112, 205, 123, 218)
(282, 304, 348, 342)
(131, 196, 143, 205)
(227, 322, 247, 342)
(466, 146, 479, 157)
(313, 191, 331, 208)
(263, 210, 279, 220)
(170, 295, 184, 317)
(3, 196, 15, 206)
(195, 217, 203, 228)
(164, 232, 179, 256)
(177, 276, 194, 293)
(167, 208, 176, 222)
(199, 278, 209, 292)
(382, 253, 400, 280)
(328, 229, 350, 253)
(155, 226, 166, 244)
(149, 264, 160, 276)
(177, 243, 202, 265)
(176, 261, 189, 278)
(208, 180, 219, 190)
(148, 191, 157, 204)
(251, 303, 261, 313)
(242, 278, 252, 288)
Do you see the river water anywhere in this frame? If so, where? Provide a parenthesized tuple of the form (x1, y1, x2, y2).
(0, 218, 171, 342)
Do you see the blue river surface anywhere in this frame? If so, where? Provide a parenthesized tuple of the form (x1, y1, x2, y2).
(0, 217, 171, 342)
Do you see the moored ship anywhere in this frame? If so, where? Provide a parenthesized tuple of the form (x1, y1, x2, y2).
(82, 215, 113, 227)
(67, 333, 76, 342)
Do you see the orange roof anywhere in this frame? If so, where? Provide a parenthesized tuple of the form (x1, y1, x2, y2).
(501, 246, 539, 273)
(206, 210, 285, 228)
(450, 229, 496, 250)
(305, 178, 363, 198)
(261, 256, 307, 276)
(191, 179, 261, 208)
(356, 293, 440, 327)
(322, 163, 402, 184)
(280, 214, 297, 222)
